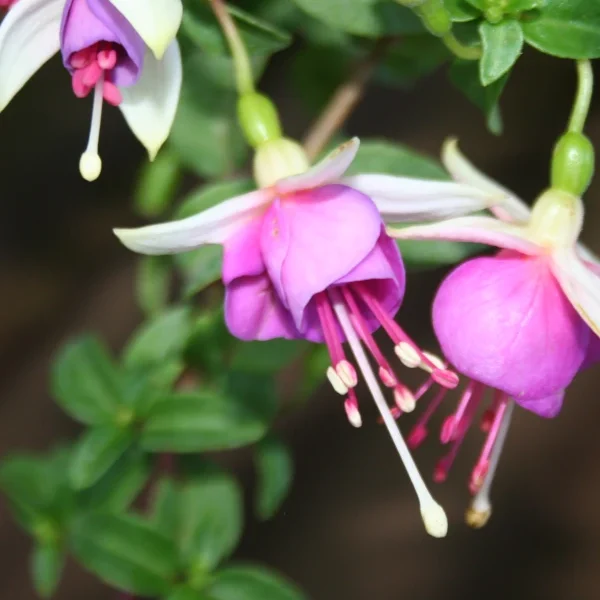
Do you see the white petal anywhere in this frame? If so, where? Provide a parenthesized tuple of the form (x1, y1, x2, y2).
(552, 249, 600, 337)
(387, 216, 543, 256)
(0, 0, 62, 111)
(108, 0, 182, 59)
(343, 174, 496, 222)
(114, 188, 271, 255)
(119, 40, 181, 161)
(442, 138, 532, 224)
(275, 137, 360, 194)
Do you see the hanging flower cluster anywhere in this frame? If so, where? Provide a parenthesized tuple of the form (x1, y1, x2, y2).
(0, 0, 183, 180)
(387, 139, 600, 525)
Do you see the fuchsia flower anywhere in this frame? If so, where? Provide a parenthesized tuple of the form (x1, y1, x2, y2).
(388, 139, 600, 526)
(115, 137, 496, 536)
(0, 0, 19, 9)
(0, 0, 183, 180)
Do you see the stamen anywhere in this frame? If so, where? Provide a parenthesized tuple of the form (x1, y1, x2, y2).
(79, 77, 104, 181)
(440, 381, 478, 444)
(345, 395, 362, 428)
(336, 360, 357, 388)
(394, 342, 422, 368)
(466, 399, 514, 529)
(407, 387, 448, 449)
(354, 282, 458, 388)
(329, 288, 448, 538)
(470, 392, 508, 493)
(316, 293, 363, 426)
(326, 366, 348, 395)
(433, 385, 481, 483)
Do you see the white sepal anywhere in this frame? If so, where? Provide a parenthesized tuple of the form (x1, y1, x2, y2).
(108, 0, 182, 59)
(119, 40, 182, 161)
(0, 0, 63, 111)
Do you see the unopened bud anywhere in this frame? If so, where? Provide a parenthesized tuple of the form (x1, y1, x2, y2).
(237, 92, 282, 148)
(551, 131, 595, 196)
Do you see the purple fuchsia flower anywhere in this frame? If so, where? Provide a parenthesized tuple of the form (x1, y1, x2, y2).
(388, 139, 600, 526)
(115, 137, 498, 536)
(0, 0, 183, 180)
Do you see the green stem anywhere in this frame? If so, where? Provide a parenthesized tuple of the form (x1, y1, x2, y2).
(442, 32, 481, 60)
(568, 60, 593, 134)
(210, 0, 254, 94)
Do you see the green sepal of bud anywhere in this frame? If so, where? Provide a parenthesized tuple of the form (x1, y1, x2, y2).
(237, 92, 282, 148)
(551, 131, 595, 197)
(416, 0, 452, 36)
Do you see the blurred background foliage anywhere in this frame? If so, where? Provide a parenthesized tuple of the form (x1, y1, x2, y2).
(1, 0, 600, 599)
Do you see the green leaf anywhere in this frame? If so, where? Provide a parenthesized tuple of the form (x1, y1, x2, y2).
(345, 139, 448, 179)
(69, 426, 134, 490)
(51, 336, 124, 425)
(169, 54, 248, 178)
(141, 387, 275, 453)
(174, 179, 254, 298)
(0, 455, 53, 533)
(181, 4, 291, 57)
(71, 512, 179, 596)
(167, 586, 213, 600)
(185, 309, 234, 377)
(449, 59, 508, 134)
(136, 256, 172, 318)
(479, 19, 523, 85)
(255, 435, 293, 520)
(231, 339, 307, 373)
(0, 449, 74, 535)
(209, 565, 306, 600)
(376, 36, 450, 87)
(124, 307, 193, 369)
(522, 0, 600, 58)
(291, 43, 352, 112)
(77, 449, 151, 512)
(444, 0, 479, 22)
(134, 148, 181, 218)
(290, 0, 423, 37)
(31, 542, 65, 598)
(174, 465, 243, 570)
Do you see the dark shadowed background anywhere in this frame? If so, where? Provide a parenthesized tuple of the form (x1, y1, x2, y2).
(1, 48, 599, 600)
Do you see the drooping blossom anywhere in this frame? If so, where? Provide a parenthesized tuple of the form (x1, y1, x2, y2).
(0, 0, 183, 180)
(115, 137, 499, 536)
(388, 139, 600, 526)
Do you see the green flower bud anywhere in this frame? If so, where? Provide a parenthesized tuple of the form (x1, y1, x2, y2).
(416, 0, 451, 36)
(551, 131, 595, 197)
(237, 92, 282, 148)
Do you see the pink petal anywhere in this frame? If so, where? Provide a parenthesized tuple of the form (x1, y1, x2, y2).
(224, 274, 300, 341)
(222, 217, 264, 285)
(516, 390, 564, 418)
(274, 138, 359, 194)
(433, 252, 590, 401)
(260, 184, 382, 331)
(300, 230, 405, 341)
(388, 215, 543, 255)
